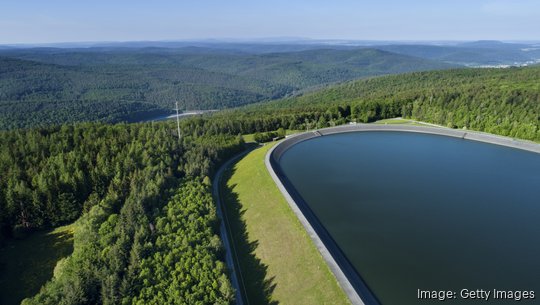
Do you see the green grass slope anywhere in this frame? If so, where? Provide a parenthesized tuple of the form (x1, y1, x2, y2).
(221, 143, 350, 305)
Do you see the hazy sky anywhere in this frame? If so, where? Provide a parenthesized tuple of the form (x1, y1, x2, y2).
(1, 0, 539, 44)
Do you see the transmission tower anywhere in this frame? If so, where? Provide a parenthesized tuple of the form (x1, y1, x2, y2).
(175, 101, 181, 141)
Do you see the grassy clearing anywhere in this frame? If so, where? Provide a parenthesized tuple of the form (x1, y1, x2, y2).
(0, 224, 75, 305)
(374, 117, 412, 124)
(242, 130, 303, 143)
(374, 117, 425, 126)
(374, 117, 445, 127)
(221, 143, 350, 305)
(242, 133, 256, 143)
(285, 129, 304, 136)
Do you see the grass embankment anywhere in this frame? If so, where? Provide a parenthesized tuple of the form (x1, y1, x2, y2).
(0, 224, 75, 305)
(374, 117, 443, 127)
(221, 143, 350, 305)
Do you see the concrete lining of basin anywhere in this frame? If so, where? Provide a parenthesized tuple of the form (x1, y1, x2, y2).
(265, 124, 540, 305)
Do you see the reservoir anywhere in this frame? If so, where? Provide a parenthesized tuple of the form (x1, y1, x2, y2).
(277, 131, 540, 304)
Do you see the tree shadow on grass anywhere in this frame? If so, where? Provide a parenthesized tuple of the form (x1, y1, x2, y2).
(220, 167, 278, 305)
(0, 228, 73, 305)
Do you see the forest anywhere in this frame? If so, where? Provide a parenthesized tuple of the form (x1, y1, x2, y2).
(0, 121, 243, 304)
(0, 47, 451, 130)
(0, 53, 539, 304)
(200, 66, 540, 142)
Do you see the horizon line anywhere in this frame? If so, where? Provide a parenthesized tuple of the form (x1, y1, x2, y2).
(3, 38, 540, 48)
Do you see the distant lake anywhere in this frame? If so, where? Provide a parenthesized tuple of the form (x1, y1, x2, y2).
(278, 131, 540, 305)
(144, 110, 217, 122)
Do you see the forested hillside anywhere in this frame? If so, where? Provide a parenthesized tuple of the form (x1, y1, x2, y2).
(0, 47, 452, 130)
(1, 54, 539, 305)
(376, 41, 540, 66)
(0, 56, 288, 130)
(0, 121, 243, 304)
(198, 66, 540, 142)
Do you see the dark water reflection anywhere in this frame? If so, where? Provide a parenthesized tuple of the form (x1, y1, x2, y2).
(279, 131, 540, 305)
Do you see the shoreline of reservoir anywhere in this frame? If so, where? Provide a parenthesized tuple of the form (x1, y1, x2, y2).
(265, 124, 540, 305)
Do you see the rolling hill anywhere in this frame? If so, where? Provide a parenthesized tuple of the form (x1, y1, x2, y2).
(376, 41, 540, 66)
(0, 47, 453, 129)
(209, 66, 540, 142)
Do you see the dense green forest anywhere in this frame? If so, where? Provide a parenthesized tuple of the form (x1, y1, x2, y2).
(0, 56, 286, 130)
(198, 66, 540, 142)
(1, 48, 539, 304)
(0, 47, 452, 130)
(0, 121, 243, 304)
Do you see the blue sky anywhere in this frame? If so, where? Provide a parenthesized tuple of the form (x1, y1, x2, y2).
(1, 0, 539, 44)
